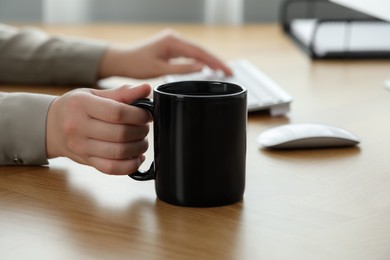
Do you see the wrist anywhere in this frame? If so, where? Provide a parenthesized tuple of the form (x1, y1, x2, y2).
(97, 45, 126, 79)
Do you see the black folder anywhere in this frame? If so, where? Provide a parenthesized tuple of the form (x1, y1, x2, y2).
(280, 0, 390, 59)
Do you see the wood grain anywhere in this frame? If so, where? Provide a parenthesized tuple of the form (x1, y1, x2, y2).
(1, 23, 390, 260)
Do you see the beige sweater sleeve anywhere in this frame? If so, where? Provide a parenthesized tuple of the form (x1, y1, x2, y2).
(0, 24, 108, 165)
(0, 24, 107, 85)
(0, 92, 55, 165)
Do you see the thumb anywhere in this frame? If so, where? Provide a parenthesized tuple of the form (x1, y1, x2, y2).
(91, 83, 152, 104)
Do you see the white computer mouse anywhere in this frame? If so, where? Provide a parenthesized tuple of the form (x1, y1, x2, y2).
(257, 123, 360, 149)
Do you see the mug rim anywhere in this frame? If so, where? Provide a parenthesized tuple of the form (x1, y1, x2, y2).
(155, 80, 247, 98)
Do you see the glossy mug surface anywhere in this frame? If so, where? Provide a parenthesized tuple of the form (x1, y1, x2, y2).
(130, 81, 247, 207)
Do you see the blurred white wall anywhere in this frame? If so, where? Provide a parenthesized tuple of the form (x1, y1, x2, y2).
(0, 0, 285, 24)
(205, 0, 244, 25)
(43, 0, 92, 24)
(87, 0, 205, 23)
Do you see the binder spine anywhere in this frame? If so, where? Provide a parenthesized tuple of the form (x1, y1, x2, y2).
(280, 0, 390, 59)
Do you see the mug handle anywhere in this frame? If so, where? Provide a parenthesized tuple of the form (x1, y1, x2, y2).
(128, 98, 155, 181)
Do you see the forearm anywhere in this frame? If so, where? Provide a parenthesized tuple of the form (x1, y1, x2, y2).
(0, 92, 55, 165)
(0, 24, 108, 85)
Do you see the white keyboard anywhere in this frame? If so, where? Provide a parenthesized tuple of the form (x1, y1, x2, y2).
(165, 60, 293, 116)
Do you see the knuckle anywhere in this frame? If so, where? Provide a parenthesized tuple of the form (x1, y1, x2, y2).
(140, 139, 149, 153)
(62, 92, 88, 135)
(144, 124, 150, 134)
(127, 160, 140, 174)
(144, 112, 153, 124)
(63, 119, 78, 135)
(101, 161, 117, 175)
(99, 159, 139, 175)
(112, 144, 126, 159)
(130, 140, 148, 156)
(162, 29, 179, 40)
(132, 108, 151, 125)
(66, 91, 86, 109)
(107, 104, 125, 122)
(128, 167, 138, 174)
(114, 125, 127, 141)
(138, 125, 150, 138)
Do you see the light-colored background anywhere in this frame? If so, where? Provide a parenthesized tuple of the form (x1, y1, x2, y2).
(0, 0, 284, 24)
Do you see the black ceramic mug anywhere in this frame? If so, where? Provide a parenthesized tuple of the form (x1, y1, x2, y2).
(129, 81, 247, 207)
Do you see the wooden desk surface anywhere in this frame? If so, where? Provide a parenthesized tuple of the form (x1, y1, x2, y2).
(2, 23, 390, 260)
